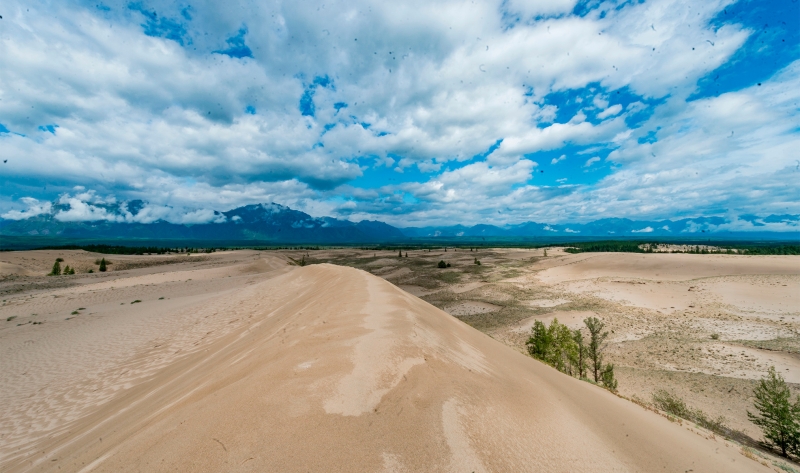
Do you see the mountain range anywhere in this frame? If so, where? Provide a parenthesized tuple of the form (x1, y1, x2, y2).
(1, 200, 798, 244)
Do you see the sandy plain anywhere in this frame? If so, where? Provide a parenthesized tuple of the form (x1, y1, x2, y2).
(0, 247, 795, 472)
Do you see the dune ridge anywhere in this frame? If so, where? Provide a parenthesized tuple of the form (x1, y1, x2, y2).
(1, 261, 770, 472)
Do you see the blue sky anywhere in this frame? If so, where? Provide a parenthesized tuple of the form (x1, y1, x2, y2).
(0, 0, 798, 228)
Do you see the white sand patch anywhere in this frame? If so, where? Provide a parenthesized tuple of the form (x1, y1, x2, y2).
(444, 301, 501, 316)
(324, 275, 425, 416)
(381, 267, 412, 279)
(689, 318, 795, 341)
(524, 298, 570, 308)
(704, 277, 800, 315)
(700, 344, 800, 383)
(381, 453, 408, 473)
(398, 285, 437, 297)
(450, 281, 487, 294)
(442, 398, 487, 473)
(367, 258, 404, 267)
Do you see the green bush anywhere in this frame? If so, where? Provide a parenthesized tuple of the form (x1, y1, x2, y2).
(748, 367, 800, 457)
(437, 260, 447, 268)
(99, 258, 107, 272)
(652, 389, 690, 418)
(49, 261, 61, 276)
(653, 390, 728, 434)
(601, 363, 617, 391)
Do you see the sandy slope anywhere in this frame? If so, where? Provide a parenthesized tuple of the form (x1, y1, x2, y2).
(0, 261, 770, 472)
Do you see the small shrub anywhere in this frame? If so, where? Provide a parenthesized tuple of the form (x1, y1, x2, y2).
(55, 257, 64, 262)
(158, 297, 165, 300)
(99, 258, 107, 272)
(71, 311, 79, 315)
(711, 333, 720, 340)
(653, 390, 728, 433)
(741, 446, 758, 461)
(601, 363, 618, 391)
(652, 390, 691, 418)
(88, 269, 94, 273)
(6, 316, 16, 322)
(131, 300, 142, 304)
(437, 260, 447, 268)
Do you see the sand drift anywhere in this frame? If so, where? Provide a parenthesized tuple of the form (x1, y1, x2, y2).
(1, 260, 770, 472)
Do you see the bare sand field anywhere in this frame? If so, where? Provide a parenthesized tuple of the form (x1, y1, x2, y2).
(0, 247, 794, 472)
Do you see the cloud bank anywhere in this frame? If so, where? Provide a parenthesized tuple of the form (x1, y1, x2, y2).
(0, 0, 797, 226)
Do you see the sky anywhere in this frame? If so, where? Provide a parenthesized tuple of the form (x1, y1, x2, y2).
(0, 0, 798, 228)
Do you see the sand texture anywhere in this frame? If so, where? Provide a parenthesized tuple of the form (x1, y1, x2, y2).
(0, 251, 773, 472)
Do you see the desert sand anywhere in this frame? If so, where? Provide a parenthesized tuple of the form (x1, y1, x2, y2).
(306, 247, 799, 443)
(0, 248, 788, 471)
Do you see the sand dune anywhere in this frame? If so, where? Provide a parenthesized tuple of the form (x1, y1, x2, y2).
(1, 261, 770, 472)
(536, 252, 800, 283)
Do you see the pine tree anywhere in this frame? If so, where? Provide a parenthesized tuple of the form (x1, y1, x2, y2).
(584, 317, 608, 382)
(50, 261, 61, 276)
(526, 321, 551, 360)
(572, 329, 586, 379)
(748, 367, 800, 457)
(99, 258, 107, 272)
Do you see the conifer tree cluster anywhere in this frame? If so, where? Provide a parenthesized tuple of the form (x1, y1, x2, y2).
(526, 316, 616, 391)
(49, 258, 76, 275)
